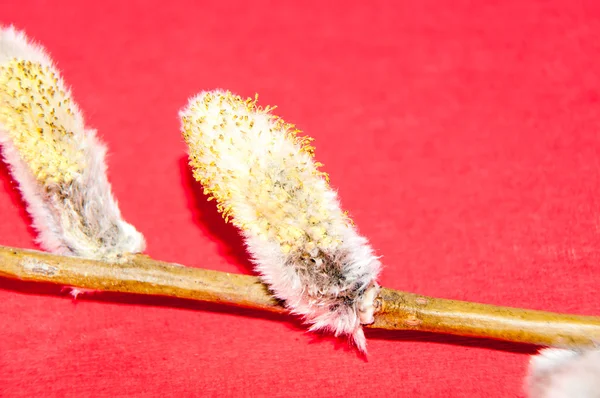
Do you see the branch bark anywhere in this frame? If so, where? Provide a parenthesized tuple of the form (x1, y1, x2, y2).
(1, 245, 598, 348)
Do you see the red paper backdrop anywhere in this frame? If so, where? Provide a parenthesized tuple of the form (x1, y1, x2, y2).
(1, 1, 599, 396)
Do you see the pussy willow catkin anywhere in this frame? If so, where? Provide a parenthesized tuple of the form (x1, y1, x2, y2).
(0, 26, 145, 260)
(526, 347, 600, 397)
(180, 90, 381, 351)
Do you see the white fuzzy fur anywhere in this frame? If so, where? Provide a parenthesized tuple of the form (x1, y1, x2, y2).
(181, 90, 381, 351)
(0, 26, 145, 260)
(526, 347, 600, 397)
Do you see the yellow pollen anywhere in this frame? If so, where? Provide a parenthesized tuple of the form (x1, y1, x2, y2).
(0, 59, 85, 184)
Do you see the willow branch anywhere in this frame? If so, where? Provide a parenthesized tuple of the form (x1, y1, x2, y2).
(1, 245, 599, 348)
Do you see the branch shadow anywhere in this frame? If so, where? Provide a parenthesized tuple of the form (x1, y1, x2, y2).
(365, 328, 540, 355)
(0, 276, 303, 330)
(178, 156, 254, 273)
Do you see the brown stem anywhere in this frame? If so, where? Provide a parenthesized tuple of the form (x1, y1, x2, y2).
(372, 288, 600, 347)
(1, 245, 598, 348)
(0, 246, 285, 313)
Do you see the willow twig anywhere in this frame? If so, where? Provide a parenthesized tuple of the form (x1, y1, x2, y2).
(1, 245, 599, 348)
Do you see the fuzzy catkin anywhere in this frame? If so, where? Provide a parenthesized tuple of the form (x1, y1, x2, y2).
(181, 90, 381, 351)
(526, 347, 600, 397)
(0, 26, 145, 260)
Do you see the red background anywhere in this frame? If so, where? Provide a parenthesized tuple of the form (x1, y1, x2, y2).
(1, 1, 599, 396)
